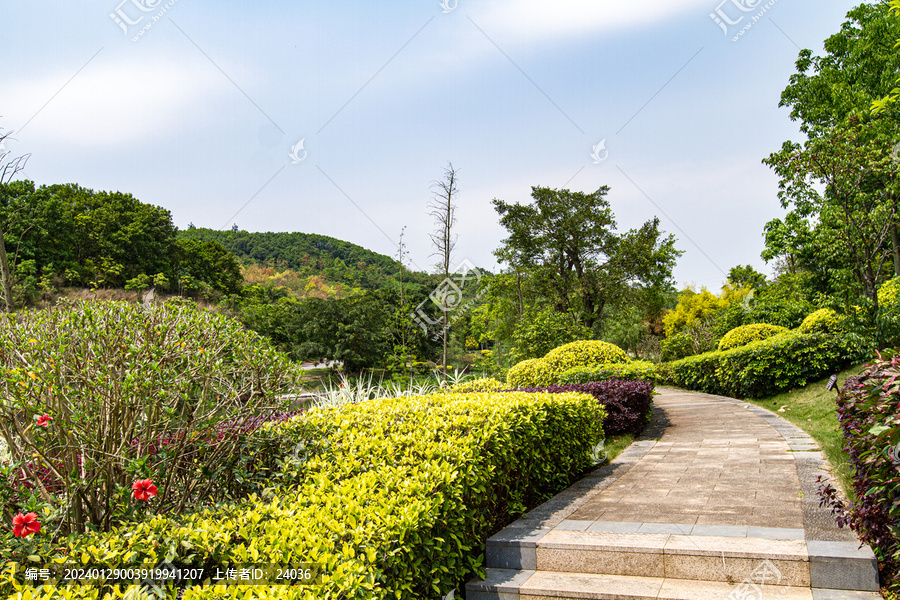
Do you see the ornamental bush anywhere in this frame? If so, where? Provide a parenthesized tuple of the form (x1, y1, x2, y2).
(798, 308, 843, 334)
(820, 352, 900, 591)
(447, 377, 505, 393)
(510, 380, 652, 437)
(558, 361, 659, 385)
(660, 331, 695, 362)
(542, 340, 630, 378)
(667, 330, 866, 399)
(0, 299, 305, 535)
(717, 323, 788, 351)
(505, 358, 555, 388)
(3, 391, 603, 599)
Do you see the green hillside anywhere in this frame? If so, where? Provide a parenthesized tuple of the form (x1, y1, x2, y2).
(177, 227, 429, 292)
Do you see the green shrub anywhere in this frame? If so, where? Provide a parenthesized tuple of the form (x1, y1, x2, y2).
(4, 391, 603, 599)
(798, 308, 843, 334)
(0, 299, 304, 535)
(660, 331, 695, 362)
(717, 323, 788, 351)
(448, 377, 505, 393)
(667, 330, 866, 399)
(878, 277, 900, 347)
(505, 358, 554, 388)
(558, 361, 659, 384)
(542, 340, 629, 378)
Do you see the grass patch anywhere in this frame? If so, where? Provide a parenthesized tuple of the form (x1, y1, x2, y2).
(603, 433, 635, 464)
(744, 361, 867, 497)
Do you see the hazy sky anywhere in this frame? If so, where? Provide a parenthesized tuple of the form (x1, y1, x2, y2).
(1, 0, 863, 289)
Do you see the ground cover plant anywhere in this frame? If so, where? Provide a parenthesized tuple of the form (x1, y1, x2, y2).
(3, 390, 605, 599)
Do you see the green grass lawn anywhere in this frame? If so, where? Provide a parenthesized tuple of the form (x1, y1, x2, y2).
(744, 362, 868, 497)
(603, 434, 635, 464)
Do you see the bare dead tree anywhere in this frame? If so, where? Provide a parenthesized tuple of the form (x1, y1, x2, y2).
(0, 128, 31, 313)
(428, 163, 459, 384)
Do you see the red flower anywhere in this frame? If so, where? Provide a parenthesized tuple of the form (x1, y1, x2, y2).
(12, 512, 40, 538)
(36, 414, 52, 427)
(132, 479, 158, 501)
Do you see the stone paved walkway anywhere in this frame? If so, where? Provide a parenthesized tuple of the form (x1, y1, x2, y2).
(467, 387, 880, 599)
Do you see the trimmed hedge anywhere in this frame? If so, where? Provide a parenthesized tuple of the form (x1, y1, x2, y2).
(667, 330, 865, 399)
(4, 391, 603, 600)
(542, 341, 630, 378)
(447, 377, 505, 393)
(798, 308, 842, 334)
(510, 380, 652, 437)
(505, 357, 555, 388)
(717, 323, 788, 351)
(558, 361, 660, 385)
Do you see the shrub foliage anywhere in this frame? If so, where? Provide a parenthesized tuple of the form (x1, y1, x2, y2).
(717, 323, 789, 351)
(3, 391, 604, 599)
(510, 380, 652, 437)
(0, 299, 304, 535)
(558, 361, 659, 385)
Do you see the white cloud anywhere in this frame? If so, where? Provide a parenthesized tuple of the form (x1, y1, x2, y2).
(0, 57, 230, 147)
(476, 0, 715, 41)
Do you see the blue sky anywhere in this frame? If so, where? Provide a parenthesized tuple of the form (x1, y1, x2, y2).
(1, 0, 863, 289)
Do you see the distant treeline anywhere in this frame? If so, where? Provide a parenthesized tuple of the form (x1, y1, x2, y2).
(0, 181, 242, 300)
(177, 228, 432, 292)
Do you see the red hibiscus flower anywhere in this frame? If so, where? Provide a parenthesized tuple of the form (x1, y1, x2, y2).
(12, 512, 40, 538)
(36, 414, 52, 427)
(132, 479, 158, 501)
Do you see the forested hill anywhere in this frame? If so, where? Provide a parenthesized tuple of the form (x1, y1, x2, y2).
(178, 228, 427, 291)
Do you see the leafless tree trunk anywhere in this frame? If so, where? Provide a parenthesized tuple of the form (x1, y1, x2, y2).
(429, 163, 458, 385)
(0, 129, 30, 313)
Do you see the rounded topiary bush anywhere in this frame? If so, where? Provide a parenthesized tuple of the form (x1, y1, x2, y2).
(506, 358, 555, 388)
(798, 308, 842, 334)
(448, 377, 505, 393)
(717, 323, 788, 351)
(542, 340, 630, 378)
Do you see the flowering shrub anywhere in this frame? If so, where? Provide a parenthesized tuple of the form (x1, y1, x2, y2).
(0, 299, 305, 534)
(558, 361, 659, 385)
(717, 323, 788, 351)
(448, 377, 505, 393)
(511, 380, 651, 437)
(820, 350, 900, 591)
(542, 340, 630, 378)
(4, 391, 603, 599)
(506, 358, 555, 388)
(11, 513, 39, 538)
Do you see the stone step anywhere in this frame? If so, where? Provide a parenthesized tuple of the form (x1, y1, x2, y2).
(485, 528, 878, 591)
(465, 569, 883, 600)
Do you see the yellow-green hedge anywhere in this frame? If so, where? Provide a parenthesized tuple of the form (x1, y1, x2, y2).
(505, 358, 555, 389)
(542, 341, 630, 377)
(717, 323, 788, 351)
(447, 377, 505, 393)
(5, 392, 603, 600)
(798, 308, 842, 334)
(558, 361, 660, 385)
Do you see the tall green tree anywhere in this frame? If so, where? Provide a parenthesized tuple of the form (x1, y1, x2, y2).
(492, 186, 681, 330)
